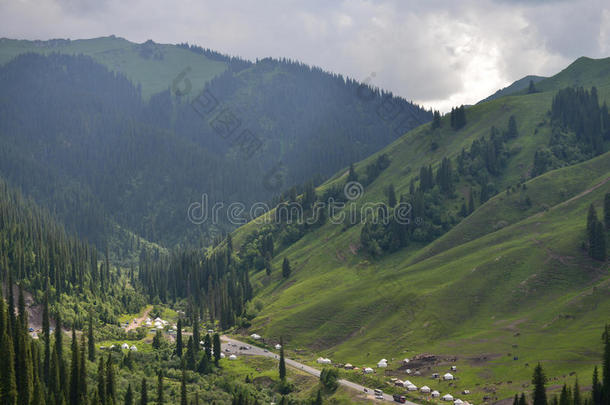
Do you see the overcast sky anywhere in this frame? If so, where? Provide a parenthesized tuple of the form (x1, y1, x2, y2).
(1, 0, 608, 111)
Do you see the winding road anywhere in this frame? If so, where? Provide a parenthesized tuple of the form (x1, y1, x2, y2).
(221, 335, 419, 404)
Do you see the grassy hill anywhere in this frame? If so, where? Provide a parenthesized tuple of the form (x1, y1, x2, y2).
(0, 36, 227, 99)
(477, 75, 546, 104)
(232, 56, 610, 403)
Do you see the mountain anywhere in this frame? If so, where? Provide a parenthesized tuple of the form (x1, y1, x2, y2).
(230, 56, 610, 402)
(0, 37, 431, 253)
(477, 74, 546, 104)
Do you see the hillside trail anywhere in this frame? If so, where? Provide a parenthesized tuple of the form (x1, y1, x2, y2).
(125, 306, 153, 332)
(558, 176, 609, 207)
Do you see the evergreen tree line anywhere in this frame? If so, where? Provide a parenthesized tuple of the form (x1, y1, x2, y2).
(361, 115, 518, 256)
(138, 240, 252, 330)
(534, 86, 609, 176)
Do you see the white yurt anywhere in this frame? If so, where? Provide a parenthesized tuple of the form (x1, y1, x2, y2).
(275, 344, 282, 350)
(444, 373, 454, 380)
(156, 325, 163, 330)
(431, 391, 441, 398)
(407, 384, 418, 391)
(443, 394, 454, 401)
(229, 354, 237, 360)
(377, 360, 388, 368)
(420, 386, 431, 393)
(250, 334, 261, 340)
(402, 380, 413, 387)
(321, 358, 331, 364)
(130, 345, 138, 352)
(220, 353, 225, 359)
(405, 368, 412, 374)
(402, 358, 410, 365)
(344, 363, 354, 369)
(363, 367, 374, 374)
(454, 399, 464, 405)
(121, 343, 129, 350)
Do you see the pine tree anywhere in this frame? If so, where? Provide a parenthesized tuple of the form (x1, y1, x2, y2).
(532, 363, 547, 405)
(204, 334, 211, 361)
(514, 394, 520, 405)
(213, 334, 221, 366)
(528, 80, 537, 94)
(156, 371, 163, 405)
(176, 318, 183, 357)
(54, 312, 66, 397)
(139, 378, 148, 405)
(559, 384, 569, 405)
(279, 337, 286, 381)
(592, 366, 602, 405)
(124, 384, 133, 405)
(432, 110, 441, 129)
(573, 378, 581, 405)
(152, 330, 162, 350)
(191, 310, 200, 355)
(97, 357, 106, 405)
(88, 313, 95, 362)
(185, 337, 196, 371)
(520, 393, 528, 405)
(282, 258, 291, 279)
(387, 184, 397, 208)
(0, 330, 18, 405)
(42, 290, 50, 385)
(79, 334, 87, 402)
(593, 221, 607, 261)
(180, 363, 187, 405)
(106, 354, 116, 405)
(69, 328, 80, 405)
(468, 188, 475, 214)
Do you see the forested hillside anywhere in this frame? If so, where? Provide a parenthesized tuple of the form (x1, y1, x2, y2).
(0, 38, 431, 253)
(227, 56, 610, 403)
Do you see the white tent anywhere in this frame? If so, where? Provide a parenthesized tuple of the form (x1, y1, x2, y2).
(380, 358, 387, 362)
(377, 360, 388, 368)
(229, 354, 237, 360)
(402, 380, 413, 387)
(451, 366, 457, 371)
(454, 399, 464, 405)
(405, 369, 412, 374)
(154, 317, 162, 322)
(121, 343, 130, 350)
(316, 357, 325, 363)
(156, 325, 163, 330)
(402, 358, 410, 365)
(130, 345, 138, 352)
(443, 373, 454, 380)
(220, 353, 225, 359)
(250, 334, 261, 340)
(321, 358, 331, 364)
(443, 394, 454, 401)
(363, 367, 374, 374)
(431, 391, 441, 398)
(420, 386, 431, 393)
(407, 384, 418, 391)
(344, 363, 354, 369)
(275, 344, 282, 350)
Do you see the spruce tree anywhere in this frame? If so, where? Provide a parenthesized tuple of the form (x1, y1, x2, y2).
(347, 164, 357, 182)
(520, 393, 528, 405)
(69, 328, 80, 405)
(97, 357, 106, 405)
(204, 334, 211, 361)
(593, 221, 607, 261)
(0, 330, 18, 405)
(191, 310, 200, 355)
(180, 363, 187, 405)
(124, 384, 133, 405)
(279, 337, 286, 381)
(88, 313, 95, 362)
(212, 334, 221, 366)
(156, 371, 163, 405)
(176, 318, 183, 357)
(185, 337, 196, 371)
(532, 363, 547, 405)
(42, 290, 50, 385)
(79, 334, 87, 402)
(387, 184, 397, 208)
(573, 378, 581, 405)
(282, 258, 291, 279)
(106, 354, 116, 405)
(139, 378, 148, 405)
(592, 366, 602, 405)
(514, 394, 520, 405)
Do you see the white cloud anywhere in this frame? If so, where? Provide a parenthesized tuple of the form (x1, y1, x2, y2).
(0, 0, 608, 111)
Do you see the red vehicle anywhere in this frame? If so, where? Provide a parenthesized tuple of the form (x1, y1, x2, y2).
(393, 394, 406, 403)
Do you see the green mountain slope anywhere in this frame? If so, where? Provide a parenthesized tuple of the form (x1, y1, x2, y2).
(477, 75, 546, 104)
(231, 57, 610, 402)
(0, 36, 227, 99)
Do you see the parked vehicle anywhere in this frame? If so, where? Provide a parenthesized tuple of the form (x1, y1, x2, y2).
(375, 389, 384, 399)
(393, 394, 406, 403)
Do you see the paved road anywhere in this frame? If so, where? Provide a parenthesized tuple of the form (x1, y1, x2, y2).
(221, 335, 419, 404)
